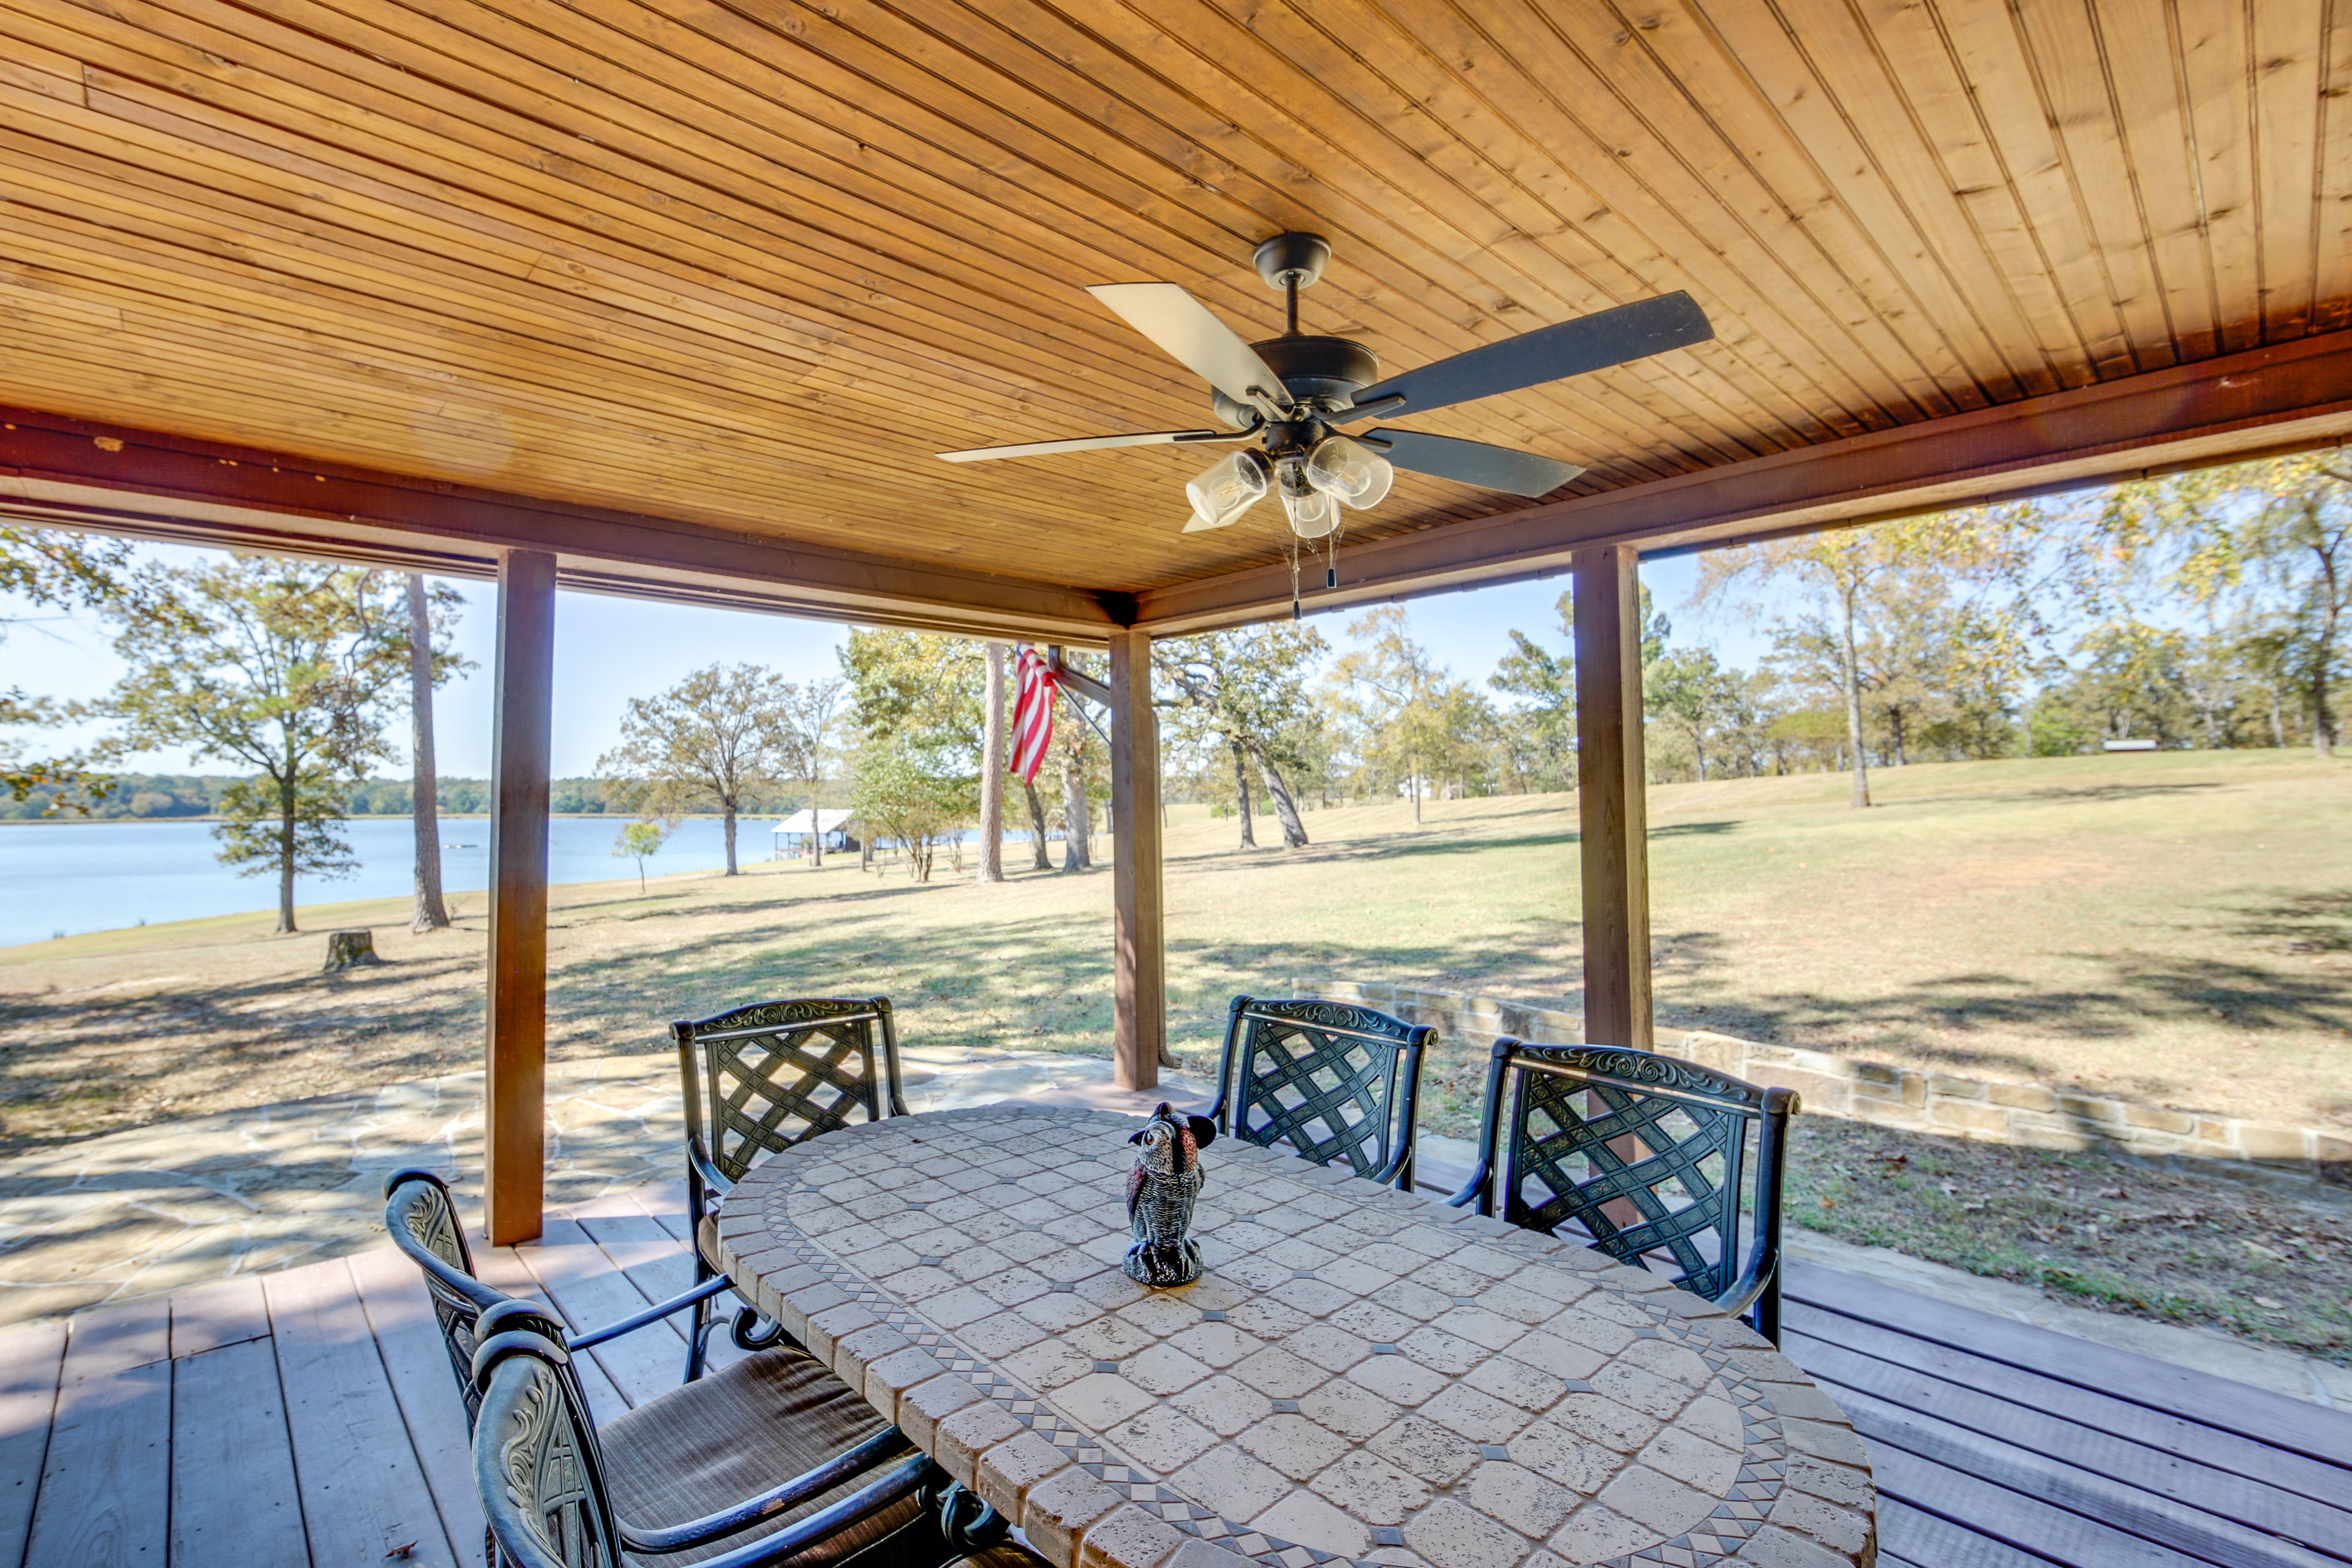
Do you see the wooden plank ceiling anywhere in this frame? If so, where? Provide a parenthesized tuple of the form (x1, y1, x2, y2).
(0, 0, 2345, 609)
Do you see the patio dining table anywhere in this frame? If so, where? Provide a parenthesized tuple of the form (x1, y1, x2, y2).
(711, 1104, 1877, 1568)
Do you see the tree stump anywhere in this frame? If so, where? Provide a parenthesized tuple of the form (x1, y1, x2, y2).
(323, 929, 382, 971)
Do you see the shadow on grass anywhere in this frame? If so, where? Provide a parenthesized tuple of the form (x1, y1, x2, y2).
(1168, 818, 1735, 874)
(1877, 780, 2230, 809)
(1664, 935, 2352, 1089)
(2225, 888, 2352, 954)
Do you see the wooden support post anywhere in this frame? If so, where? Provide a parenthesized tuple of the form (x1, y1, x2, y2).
(484, 549, 556, 1245)
(1107, 629, 1164, 1090)
(1572, 545, 1654, 1052)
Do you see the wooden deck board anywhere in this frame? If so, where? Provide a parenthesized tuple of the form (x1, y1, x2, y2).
(167, 1336, 306, 1568)
(347, 1243, 488, 1561)
(264, 1257, 460, 1568)
(23, 1298, 171, 1568)
(1785, 1260, 2352, 1468)
(7, 1180, 2348, 1567)
(1784, 1326, 2352, 1554)
(0, 1321, 67, 1568)
(1782, 1263, 2352, 1568)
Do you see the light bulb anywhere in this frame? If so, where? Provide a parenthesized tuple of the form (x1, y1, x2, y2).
(1281, 483, 1339, 540)
(1183, 450, 1271, 532)
(1303, 435, 1395, 510)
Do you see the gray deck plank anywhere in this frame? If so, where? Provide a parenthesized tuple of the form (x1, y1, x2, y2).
(0, 1321, 67, 1568)
(1871, 1442, 2222, 1568)
(349, 1243, 488, 1564)
(1823, 1380, 2340, 1568)
(168, 1336, 306, 1568)
(265, 1256, 459, 1568)
(503, 1219, 680, 1408)
(168, 1275, 271, 1360)
(1875, 1497, 2060, 1568)
(1785, 1260, 2352, 1469)
(1782, 1299, 2352, 1507)
(568, 1204, 752, 1376)
(472, 1240, 632, 1427)
(1785, 1327, 2352, 1556)
(23, 1299, 172, 1568)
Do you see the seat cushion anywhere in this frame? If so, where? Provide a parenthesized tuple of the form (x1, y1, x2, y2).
(600, 1346, 923, 1567)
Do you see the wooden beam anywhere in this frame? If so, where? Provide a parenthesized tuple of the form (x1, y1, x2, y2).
(484, 549, 556, 1246)
(1133, 330, 2352, 634)
(1572, 545, 1653, 1054)
(0, 405, 1118, 644)
(1107, 630, 1164, 1091)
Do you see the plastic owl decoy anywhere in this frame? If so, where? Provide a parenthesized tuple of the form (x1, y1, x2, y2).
(1123, 1102, 1219, 1286)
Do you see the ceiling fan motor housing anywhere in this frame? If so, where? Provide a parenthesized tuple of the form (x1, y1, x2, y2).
(1210, 334, 1382, 425)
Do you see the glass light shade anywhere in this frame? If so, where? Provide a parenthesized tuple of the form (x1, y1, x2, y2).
(1281, 483, 1340, 540)
(1303, 435, 1395, 510)
(1183, 450, 1270, 532)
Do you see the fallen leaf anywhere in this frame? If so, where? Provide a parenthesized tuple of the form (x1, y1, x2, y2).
(385, 1545, 417, 1561)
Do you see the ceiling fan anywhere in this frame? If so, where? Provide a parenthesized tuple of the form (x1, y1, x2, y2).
(938, 233, 1714, 543)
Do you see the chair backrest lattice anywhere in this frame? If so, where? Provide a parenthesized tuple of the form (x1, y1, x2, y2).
(473, 1329, 622, 1568)
(383, 1168, 505, 1428)
(674, 998, 909, 1203)
(1211, 996, 1433, 1189)
(1457, 1041, 1798, 1339)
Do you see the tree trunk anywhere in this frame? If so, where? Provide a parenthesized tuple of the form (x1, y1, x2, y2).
(2272, 687, 2287, 748)
(1060, 748, 1092, 872)
(807, 774, 825, 868)
(1254, 746, 1309, 848)
(978, 641, 1006, 882)
(277, 765, 298, 933)
(722, 802, 739, 874)
(405, 574, 450, 932)
(1838, 579, 1871, 809)
(1888, 706, 1908, 767)
(1022, 778, 1052, 870)
(1409, 765, 1422, 825)
(1230, 738, 1257, 848)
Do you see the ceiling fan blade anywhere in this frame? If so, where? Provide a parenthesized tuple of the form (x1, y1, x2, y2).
(937, 429, 1223, 462)
(1346, 292, 1713, 418)
(1366, 429, 1584, 497)
(1087, 283, 1294, 413)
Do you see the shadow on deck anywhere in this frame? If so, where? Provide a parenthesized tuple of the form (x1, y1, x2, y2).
(1, 1179, 2347, 1567)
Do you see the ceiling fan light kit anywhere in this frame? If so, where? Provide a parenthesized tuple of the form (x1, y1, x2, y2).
(940, 232, 1714, 588)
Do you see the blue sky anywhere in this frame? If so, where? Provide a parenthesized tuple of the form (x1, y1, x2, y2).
(1, 540, 1762, 778)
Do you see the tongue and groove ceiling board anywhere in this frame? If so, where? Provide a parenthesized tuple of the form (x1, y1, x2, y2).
(0, 0, 2346, 633)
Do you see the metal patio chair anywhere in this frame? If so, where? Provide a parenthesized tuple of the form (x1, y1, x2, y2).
(466, 1299, 1031, 1568)
(675, 997, 911, 1381)
(386, 1175, 1019, 1568)
(1208, 995, 1433, 1190)
(1446, 1039, 1799, 1343)
(383, 1167, 738, 1430)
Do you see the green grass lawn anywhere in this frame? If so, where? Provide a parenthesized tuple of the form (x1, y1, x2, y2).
(3, 746, 2347, 1360)
(4, 747, 2346, 1147)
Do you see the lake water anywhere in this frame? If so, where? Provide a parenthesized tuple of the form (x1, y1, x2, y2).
(0, 816, 846, 948)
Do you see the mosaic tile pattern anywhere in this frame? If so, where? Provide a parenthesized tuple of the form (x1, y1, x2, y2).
(715, 1106, 1875, 1568)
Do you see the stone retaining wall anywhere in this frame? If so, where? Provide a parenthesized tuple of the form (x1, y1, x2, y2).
(1288, 978, 2350, 1187)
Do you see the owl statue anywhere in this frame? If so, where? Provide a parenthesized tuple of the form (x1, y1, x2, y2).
(1123, 1102, 1219, 1286)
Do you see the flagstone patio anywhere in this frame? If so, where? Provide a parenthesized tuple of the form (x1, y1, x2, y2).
(0, 1042, 1213, 1331)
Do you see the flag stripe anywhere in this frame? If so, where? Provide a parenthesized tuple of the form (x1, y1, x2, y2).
(1010, 644, 1055, 784)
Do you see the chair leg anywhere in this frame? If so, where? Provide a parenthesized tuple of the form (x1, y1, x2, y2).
(1753, 1272, 1782, 1347)
(685, 1253, 718, 1383)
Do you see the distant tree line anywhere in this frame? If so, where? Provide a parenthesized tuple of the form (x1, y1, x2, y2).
(0, 775, 749, 821)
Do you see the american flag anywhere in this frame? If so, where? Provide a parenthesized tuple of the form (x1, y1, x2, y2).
(1009, 644, 1056, 783)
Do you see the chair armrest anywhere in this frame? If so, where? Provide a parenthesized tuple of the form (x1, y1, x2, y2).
(620, 1441, 928, 1561)
(567, 1275, 736, 1351)
(1443, 1158, 1490, 1210)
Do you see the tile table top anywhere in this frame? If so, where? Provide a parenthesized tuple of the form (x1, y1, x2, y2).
(715, 1106, 1875, 1568)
